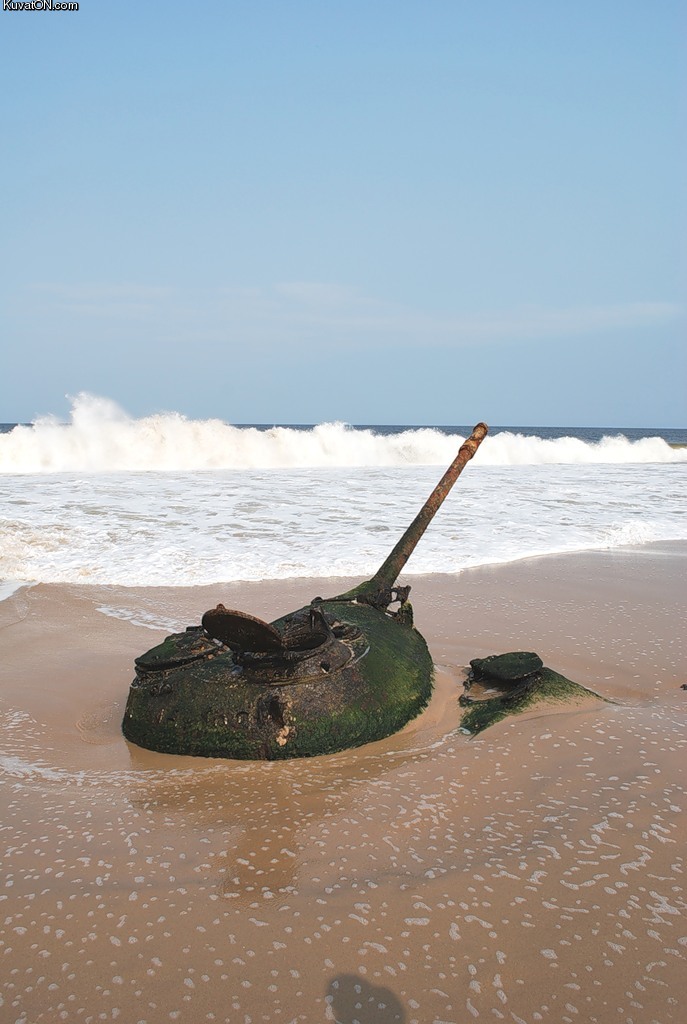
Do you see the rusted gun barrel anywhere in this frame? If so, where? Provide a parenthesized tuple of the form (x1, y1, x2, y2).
(344, 422, 488, 607)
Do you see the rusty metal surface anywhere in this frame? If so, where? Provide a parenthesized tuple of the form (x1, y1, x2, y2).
(201, 604, 284, 652)
(344, 422, 489, 608)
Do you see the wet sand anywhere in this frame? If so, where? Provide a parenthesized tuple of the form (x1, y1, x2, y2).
(1, 542, 685, 1024)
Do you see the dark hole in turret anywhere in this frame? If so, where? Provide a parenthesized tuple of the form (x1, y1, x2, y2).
(258, 695, 285, 729)
(290, 634, 328, 651)
(320, 661, 331, 673)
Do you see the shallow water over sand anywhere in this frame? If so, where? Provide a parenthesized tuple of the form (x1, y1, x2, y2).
(1, 545, 686, 1023)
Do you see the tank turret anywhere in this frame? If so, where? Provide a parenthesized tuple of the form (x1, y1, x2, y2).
(122, 423, 488, 759)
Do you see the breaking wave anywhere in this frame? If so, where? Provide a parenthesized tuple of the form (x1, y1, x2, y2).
(1, 394, 685, 473)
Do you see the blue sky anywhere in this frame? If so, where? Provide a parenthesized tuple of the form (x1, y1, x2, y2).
(1, 1, 684, 426)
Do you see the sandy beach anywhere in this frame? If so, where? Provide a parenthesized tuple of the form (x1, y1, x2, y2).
(1, 542, 685, 1023)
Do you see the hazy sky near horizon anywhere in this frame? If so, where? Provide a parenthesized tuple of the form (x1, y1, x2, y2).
(1, 1, 685, 426)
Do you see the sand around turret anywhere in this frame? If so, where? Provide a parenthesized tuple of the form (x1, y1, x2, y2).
(1, 542, 685, 1023)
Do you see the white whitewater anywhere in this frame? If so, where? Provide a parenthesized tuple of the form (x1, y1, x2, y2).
(1, 395, 685, 588)
(1, 393, 684, 472)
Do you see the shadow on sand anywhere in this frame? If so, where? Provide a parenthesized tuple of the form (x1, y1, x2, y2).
(325, 973, 406, 1023)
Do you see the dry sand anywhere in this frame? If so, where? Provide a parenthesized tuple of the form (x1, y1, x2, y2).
(1, 542, 685, 1024)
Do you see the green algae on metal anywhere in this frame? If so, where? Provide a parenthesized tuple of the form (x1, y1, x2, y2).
(459, 665, 607, 736)
(123, 599, 434, 760)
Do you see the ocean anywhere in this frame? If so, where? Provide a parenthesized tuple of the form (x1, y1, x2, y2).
(1, 394, 685, 595)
